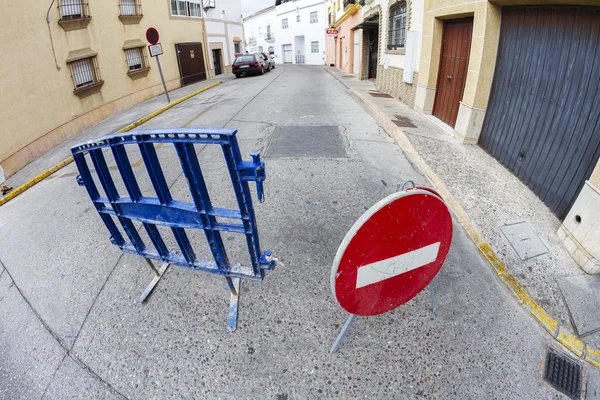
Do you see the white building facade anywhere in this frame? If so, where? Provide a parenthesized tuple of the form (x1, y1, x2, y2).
(244, 0, 326, 65)
(201, 0, 245, 76)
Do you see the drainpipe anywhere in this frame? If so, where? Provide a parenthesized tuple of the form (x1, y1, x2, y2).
(46, 0, 61, 70)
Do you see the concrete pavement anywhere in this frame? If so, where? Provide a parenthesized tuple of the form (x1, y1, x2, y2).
(0, 65, 593, 399)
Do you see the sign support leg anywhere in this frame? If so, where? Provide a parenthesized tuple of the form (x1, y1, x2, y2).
(155, 55, 171, 103)
(331, 314, 357, 353)
(138, 259, 170, 303)
(428, 277, 436, 314)
(226, 277, 241, 332)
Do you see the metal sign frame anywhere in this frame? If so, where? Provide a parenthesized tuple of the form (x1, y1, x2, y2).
(71, 128, 275, 331)
(148, 43, 163, 57)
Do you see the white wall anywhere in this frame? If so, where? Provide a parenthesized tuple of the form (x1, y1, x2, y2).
(244, 0, 326, 65)
(204, 0, 245, 70)
(377, 0, 424, 73)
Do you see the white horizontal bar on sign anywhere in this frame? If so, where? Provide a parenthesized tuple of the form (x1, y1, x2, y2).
(355, 242, 441, 289)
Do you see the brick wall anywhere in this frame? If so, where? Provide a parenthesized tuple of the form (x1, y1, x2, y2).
(376, 65, 418, 107)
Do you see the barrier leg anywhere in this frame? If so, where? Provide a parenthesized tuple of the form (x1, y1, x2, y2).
(331, 314, 358, 353)
(137, 259, 170, 303)
(226, 277, 241, 332)
(429, 277, 436, 315)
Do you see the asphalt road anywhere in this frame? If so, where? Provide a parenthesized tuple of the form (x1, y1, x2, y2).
(0, 65, 593, 399)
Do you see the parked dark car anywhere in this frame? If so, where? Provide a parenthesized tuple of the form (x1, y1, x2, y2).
(261, 52, 275, 70)
(232, 54, 266, 78)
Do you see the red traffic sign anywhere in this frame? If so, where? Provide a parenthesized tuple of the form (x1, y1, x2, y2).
(326, 29, 339, 36)
(146, 27, 160, 45)
(330, 189, 453, 316)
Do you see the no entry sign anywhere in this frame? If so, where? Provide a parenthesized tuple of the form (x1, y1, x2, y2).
(331, 189, 453, 316)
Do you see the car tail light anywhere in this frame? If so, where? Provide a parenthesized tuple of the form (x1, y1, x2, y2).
(232, 64, 238, 70)
(252, 62, 259, 67)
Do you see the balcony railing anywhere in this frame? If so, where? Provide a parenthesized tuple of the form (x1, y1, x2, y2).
(58, 0, 90, 20)
(248, 37, 257, 45)
(328, 11, 335, 26)
(343, 0, 356, 10)
(295, 55, 305, 64)
(265, 32, 275, 42)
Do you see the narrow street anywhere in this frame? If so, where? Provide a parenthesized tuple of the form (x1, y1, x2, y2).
(0, 65, 589, 399)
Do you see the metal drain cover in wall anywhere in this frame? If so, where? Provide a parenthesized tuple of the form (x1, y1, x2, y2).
(543, 347, 583, 399)
(265, 126, 347, 158)
(499, 220, 549, 260)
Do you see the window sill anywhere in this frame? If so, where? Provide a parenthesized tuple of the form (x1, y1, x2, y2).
(385, 48, 405, 55)
(73, 80, 104, 97)
(119, 14, 143, 25)
(58, 16, 92, 32)
(127, 67, 151, 79)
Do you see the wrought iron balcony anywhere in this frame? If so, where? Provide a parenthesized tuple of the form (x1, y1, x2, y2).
(328, 11, 335, 26)
(344, 0, 356, 10)
(248, 37, 257, 45)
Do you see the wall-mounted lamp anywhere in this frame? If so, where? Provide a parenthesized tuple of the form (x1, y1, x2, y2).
(221, 10, 226, 19)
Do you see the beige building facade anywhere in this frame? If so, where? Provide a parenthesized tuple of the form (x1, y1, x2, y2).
(416, 0, 600, 273)
(0, 0, 242, 179)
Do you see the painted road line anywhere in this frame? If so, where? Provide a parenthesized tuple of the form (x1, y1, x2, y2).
(356, 242, 440, 288)
(0, 81, 224, 207)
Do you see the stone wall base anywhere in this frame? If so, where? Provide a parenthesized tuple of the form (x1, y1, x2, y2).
(376, 65, 418, 108)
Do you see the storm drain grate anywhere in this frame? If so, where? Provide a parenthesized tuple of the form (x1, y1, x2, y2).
(543, 347, 582, 399)
(392, 116, 417, 128)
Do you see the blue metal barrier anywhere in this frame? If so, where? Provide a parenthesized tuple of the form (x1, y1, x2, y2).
(71, 128, 275, 331)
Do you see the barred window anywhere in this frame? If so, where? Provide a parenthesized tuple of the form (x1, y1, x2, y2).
(296, 14, 300, 22)
(58, 0, 89, 20)
(388, 1, 407, 50)
(120, 0, 141, 15)
(69, 57, 101, 91)
(311, 41, 319, 53)
(310, 11, 318, 23)
(282, 18, 288, 29)
(234, 42, 241, 54)
(125, 48, 144, 71)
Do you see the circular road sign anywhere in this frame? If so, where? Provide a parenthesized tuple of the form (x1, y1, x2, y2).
(146, 28, 160, 45)
(330, 189, 453, 316)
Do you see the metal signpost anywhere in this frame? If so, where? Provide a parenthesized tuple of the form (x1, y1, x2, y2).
(330, 182, 453, 352)
(71, 128, 276, 331)
(146, 27, 170, 103)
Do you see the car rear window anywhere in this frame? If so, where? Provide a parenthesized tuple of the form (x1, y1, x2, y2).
(236, 55, 254, 62)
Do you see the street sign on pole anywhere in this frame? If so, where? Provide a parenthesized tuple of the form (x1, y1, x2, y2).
(146, 28, 170, 103)
(330, 183, 453, 351)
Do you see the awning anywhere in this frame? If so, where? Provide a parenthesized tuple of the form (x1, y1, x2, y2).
(233, 36, 242, 42)
(123, 39, 146, 50)
(352, 21, 379, 31)
(66, 47, 97, 63)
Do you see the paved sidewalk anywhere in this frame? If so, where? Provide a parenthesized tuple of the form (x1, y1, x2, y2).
(2, 74, 234, 191)
(325, 67, 600, 350)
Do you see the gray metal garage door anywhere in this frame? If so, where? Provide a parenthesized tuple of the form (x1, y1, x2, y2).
(479, 6, 600, 219)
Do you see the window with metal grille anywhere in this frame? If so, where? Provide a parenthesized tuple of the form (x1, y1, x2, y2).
(58, 0, 90, 20)
(125, 47, 146, 72)
(311, 41, 319, 53)
(310, 11, 318, 23)
(234, 42, 241, 54)
(170, 0, 201, 17)
(69, 57, 101, 91)
(296, 14, 300, 22)
(282, 18, 288, 29)
(120, 0, 142, 15)
(388, 1, 406, 50)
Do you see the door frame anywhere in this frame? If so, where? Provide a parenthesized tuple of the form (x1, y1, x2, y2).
(175, 42, 208, 86)
(431, 17, 473, 128)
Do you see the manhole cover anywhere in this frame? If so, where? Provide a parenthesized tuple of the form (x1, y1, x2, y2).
(543, 347, 583, 399)
(393, 116, 417, 128)
(265, 126, 347, 158)
(498, 220, 549, 260)
(557, 274, 600, 337)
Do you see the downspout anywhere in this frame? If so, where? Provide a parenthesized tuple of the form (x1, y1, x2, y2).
(46, 0, 61, 70)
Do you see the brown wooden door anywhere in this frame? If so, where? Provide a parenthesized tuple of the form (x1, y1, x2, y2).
(176, 43, 207, 86)
(432, 18, 473, 127)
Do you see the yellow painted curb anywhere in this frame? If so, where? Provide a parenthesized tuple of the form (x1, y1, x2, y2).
(346, 85, 600, 369)
(0, 81, 223, 207)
